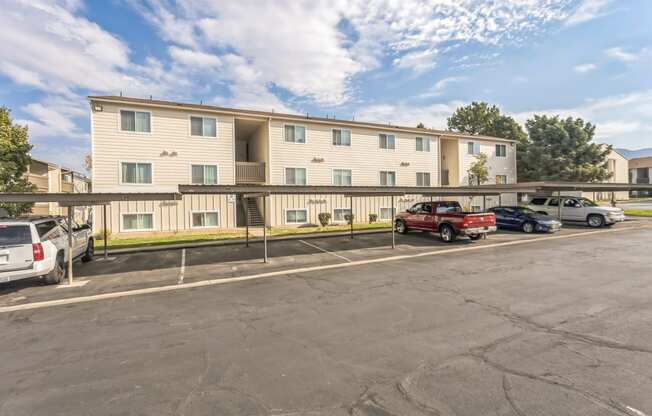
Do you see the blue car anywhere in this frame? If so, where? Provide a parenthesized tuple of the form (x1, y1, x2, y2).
(488, 206, 562, 233)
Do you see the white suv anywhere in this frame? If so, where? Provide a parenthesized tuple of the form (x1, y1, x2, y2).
(527, 196, 625, 228)
(0, 216, 94, 285)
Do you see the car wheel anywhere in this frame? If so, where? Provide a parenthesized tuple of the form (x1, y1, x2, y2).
(522, 222, 535, 233)
(44, 253, 65, 285)
(395, 220, 408, 234)
(468, 234, 482, 240)
(587, 214, 605, 228)
(439, 224, 457, 243)
(82, 239, 94, 262)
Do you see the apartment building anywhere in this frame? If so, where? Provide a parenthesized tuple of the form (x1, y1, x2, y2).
(581, 147, 629, 201)
(629, 156, 652, 197)
(89, 96, 516, 235)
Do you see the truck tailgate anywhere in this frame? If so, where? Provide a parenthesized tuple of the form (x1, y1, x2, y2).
(464, 213, 496, 227)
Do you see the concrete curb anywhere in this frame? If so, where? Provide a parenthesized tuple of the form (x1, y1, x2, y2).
(97, 227, 393, 255)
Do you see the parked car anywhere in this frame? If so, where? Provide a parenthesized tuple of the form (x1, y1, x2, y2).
(526, 196, 625, 228)
(395, 201, 497, 242)
(488, 206, 561, 233)
(0, 216, 94, 285)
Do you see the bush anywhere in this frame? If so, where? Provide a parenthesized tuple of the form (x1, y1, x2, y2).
(318, 212, 331, 227)
(95, 228, 111, 241)
(344, 213, 355, 225)
(369, 213, 378, 223)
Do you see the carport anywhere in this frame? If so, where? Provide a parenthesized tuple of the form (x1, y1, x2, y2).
(0, 192, 181, 285)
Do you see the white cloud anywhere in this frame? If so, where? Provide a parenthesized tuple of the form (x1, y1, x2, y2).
(565, 0, 613, 26)
(604, 47, 649, 62)
(419, 76, 468, 98)
(393, 48, 439, 73)
(355, 100, 465, 130)
(16, 95, 88, 140)
(574, 63, 597, 73)
(168, 46, 221, 69)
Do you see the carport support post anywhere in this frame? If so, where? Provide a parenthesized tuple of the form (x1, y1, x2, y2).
(557, 190, 562, 221)
(483, 195, 486, 210)
(245, 196, 249, 248)
(103, 204, 108, 260)
(67, 206, 74, 285)
(263, 195, 267, 263)
(391, 195, 395, 249)
(350, 196, 354, 239)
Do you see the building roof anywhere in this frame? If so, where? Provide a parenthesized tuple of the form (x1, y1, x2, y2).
(88, 95, 516, 143)
(629, 156, 652, 168)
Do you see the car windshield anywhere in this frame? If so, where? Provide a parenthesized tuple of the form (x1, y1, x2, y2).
(577, 197, 598, 207)
(515, 207, 536, 214)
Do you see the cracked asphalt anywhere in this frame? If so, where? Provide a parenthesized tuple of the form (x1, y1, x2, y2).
(1, 227, 652, 415)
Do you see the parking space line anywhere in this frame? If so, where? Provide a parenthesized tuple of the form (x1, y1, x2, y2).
(1, 224, 649, 314)
(299, 239, 352, 263)
(177, 249, 186, 284)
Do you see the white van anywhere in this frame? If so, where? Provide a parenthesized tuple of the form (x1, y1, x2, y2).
(0, 216, 94, 284)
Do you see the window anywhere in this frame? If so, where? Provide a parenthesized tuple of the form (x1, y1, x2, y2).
(380, 171, 396, 186)
(285, 209, 307, 224)
(285, 167, 306, 185)
(333, 208, 352, 222)
(122, 214, 153, 231)
(191, 164, 218, 185)
(529, 197, 547, 206)
(495, 175, 507, 184)
(121, 162, 152, 184)
(190, 116, 217, 137)
(0, 225, 32, 245)
(35, 221, 58, 238)
(379, 207, 396, 220)
(120, 110, 151, 133)
(284, 125, 306, 143)
(495, 144, 507, 157)
(467, 142, 481, 155)
(333, 169, 352, 186)
(332, 129, 351, 146)
(548, 198, 559, 207)
(192, 211, 219, 228)
(379, 133, 395, 149)
(415, 137, 430, 152)
(416, 172, 431, 187)
(436, 202, 462, 214)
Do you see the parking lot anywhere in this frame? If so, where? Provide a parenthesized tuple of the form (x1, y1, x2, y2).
(2, 220, 652, 415)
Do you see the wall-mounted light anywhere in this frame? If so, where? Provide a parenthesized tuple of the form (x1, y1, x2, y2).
(170, 151, 178, 157)
(92, 103, 103, 112)
(312, 157, 325, 163)
(400, 162, 410, 167)
(160, 150, 169, 156)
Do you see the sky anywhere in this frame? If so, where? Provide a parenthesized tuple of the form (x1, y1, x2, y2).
(1, 0, 651, 173)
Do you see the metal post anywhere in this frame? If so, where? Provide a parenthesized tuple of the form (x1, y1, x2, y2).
(350, 196, 354, 239)
(557, 190, 562, 221)
(263, 195, 267, 263)
(245, 196, 249, 248)
(611, 191, 615, 207)
(103, 204, 108, 260)
(67, 206, 74, 285)
(498, 194, 502, 206)
(391, 195, 395, 249)
(483, 195, 486, 210)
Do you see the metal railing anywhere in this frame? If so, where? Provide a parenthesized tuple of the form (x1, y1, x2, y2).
(236, 162, 266, 184)
(27, 174, 49, 192)
(636, 177, 650, 184)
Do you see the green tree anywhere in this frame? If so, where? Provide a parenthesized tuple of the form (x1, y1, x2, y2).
(520, 115, 611, 182)
(467, 153, 489, 186)
(0, 107, 36, 216)
(416, 122, 425, 128)
(447, 102, 529, 178)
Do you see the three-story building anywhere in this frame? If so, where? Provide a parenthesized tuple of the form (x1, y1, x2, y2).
(90, 96, 516, 235)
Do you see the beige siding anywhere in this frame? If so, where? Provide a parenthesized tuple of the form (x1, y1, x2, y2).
(92, 103, 235, 192)
(583, 149, 630, 201)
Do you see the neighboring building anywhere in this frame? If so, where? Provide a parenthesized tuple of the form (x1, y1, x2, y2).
(582, 147, 629, 201)
(629, 156, 652, 197)
(89, 96, 517, 235)
(26, 158, 91, 220)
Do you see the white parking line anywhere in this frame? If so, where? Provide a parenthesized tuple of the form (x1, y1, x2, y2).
(299, 239, 352, 263)
(177, 249, 186, 284)
(1, 224, 649, 314)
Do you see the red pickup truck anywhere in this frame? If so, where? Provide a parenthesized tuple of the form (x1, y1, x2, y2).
(395, 201, 497, 242)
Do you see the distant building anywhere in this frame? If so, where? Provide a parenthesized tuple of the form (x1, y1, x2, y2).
(629, 156, 652, 197)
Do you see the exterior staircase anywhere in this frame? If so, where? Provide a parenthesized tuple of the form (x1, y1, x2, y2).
(244, 198, 264, 226)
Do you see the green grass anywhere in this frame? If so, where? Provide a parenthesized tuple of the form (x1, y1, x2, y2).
(624, 209, 652, 217)
(99, 222, 392, 250)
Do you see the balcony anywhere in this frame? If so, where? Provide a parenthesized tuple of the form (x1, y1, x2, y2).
(236, 162, 266, 184)
(27, 174, 49, 192)
(636, 177, 650, 184)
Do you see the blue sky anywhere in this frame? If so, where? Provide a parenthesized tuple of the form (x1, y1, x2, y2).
(1, 0, 651, 173)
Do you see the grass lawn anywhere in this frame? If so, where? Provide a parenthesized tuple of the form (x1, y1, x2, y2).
(100, 222, 392, 250)
(624, 209, 652, 217)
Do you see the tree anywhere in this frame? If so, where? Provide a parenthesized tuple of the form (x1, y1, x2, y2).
(0, 107, 36, 216)
(447, 102, 529, 178)
(416, 122, 425, 128)
(467, 153, 489, 186)
(520, 115, 611, 182)
(84, 153, 92, 174)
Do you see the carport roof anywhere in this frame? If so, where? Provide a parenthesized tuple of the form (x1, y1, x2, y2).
(0, 192, 182, 204)
(516, 181, 652, 192)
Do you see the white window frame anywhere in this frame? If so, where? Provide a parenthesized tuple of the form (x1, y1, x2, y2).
(495, 144, 507, 157)
(118, 108, 152, 134)
(284, 208, 308, 225)
(283, 123, 307, 144)
(379, 133, 396, 150)
(120, 212, 155, 232)
(332, 207, 352, 223)
(284, 167, 307, 185)
(190, 210, 220, 229)
(188, 115, 218, 138)
(496, 175, 508, 184)
(189, 163, 219, 185)
(415, 137, 431, 152)
(331, 128, 352, 147)
(379, 207, 396, 221)
(467, 141, 481, 155)
(118, 161, 153, 186)
(332, 168, 353, 186)
(379, 170, 396, 186)
(416, 172, 431, 187)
